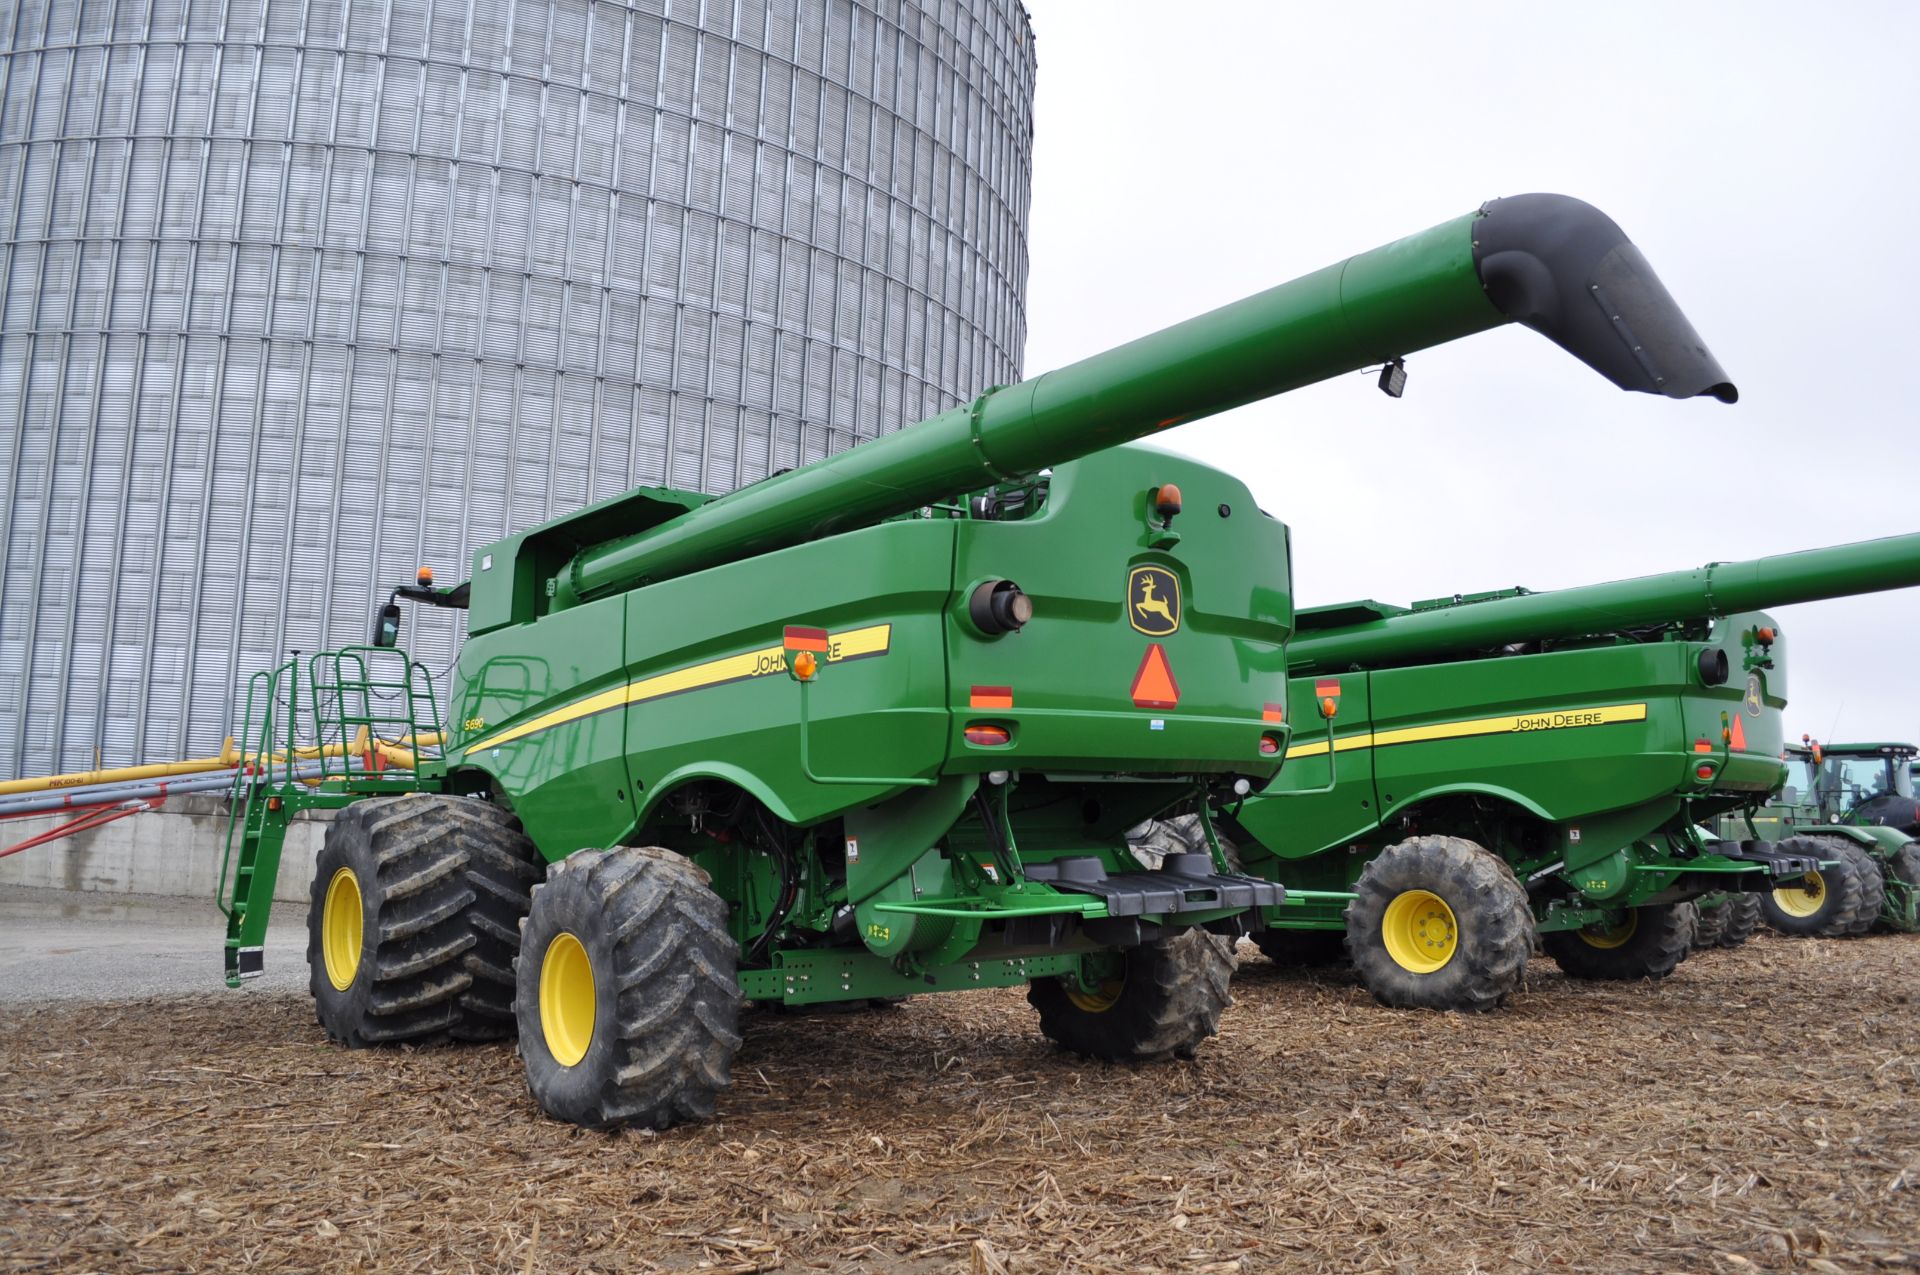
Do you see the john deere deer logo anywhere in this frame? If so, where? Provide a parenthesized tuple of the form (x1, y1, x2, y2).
(1744, 673, 1764, 717)
(1128, 566, 1180, 636)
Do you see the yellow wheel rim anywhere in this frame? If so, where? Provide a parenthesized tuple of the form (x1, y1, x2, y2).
(1066, 976, 1124, 1013)
(321, 866, 363, 992)
(1772, 872, 1826, 918)
(539, 931, 596, 1067)
(1381, 889, 1458, 974)
(1579, 912, 1639, 949)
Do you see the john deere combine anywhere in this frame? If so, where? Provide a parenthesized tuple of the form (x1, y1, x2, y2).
(221, 194, 1737, 1128)
(1733, 740, 1920, 935)
(1187, 535, 1920, 1011)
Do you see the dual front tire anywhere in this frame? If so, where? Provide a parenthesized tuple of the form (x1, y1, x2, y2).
(307, 795, 540, 1047)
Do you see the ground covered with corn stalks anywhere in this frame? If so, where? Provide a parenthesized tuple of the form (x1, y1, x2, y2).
(3, 930, 1917, 1274)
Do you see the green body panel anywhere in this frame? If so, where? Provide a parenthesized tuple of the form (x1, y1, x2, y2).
(448, 445, 1294, 859)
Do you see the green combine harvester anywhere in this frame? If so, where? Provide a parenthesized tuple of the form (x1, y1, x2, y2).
(220, 193, 1738, 1128)
(1731, 739, 1920, 935)
(1174, 535, 1920, 1011)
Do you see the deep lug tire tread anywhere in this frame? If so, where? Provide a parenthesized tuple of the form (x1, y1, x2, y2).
(516, 846, 743, 1130)
(307, 795, 478, 1047)
(1345, 836, 1532, 1012)
(1543, 902, 1696, 981)
(1029, 928, 1235, 1062)
(1837, 842, 1886, 936)
(1760, 835, 1870, 937)
(1715, 892, 1762, 948)
(448, 800, 544, 1041)
(1692, 897, 1730, 949)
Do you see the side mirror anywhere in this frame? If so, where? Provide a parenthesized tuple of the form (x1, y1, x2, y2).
(373, 599, 402, 648)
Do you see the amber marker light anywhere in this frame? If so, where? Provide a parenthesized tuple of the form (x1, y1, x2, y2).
(793, 651, 818, 681)
(1756, 626, 1776, 644)
(1320, 697, 1339, 719)
(417, 565, 434, 586)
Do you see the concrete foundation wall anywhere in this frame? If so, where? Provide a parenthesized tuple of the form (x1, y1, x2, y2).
(0, 795, 326, 905)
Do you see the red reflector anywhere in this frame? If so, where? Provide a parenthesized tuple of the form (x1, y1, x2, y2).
(969, 685, 1014, 710)
(783, 625, 829, 652)
(1262, 702, 1285, 724)
(1130, 644, 1180, 709)
(1259, 733, 1282, 755)
(1696, 764, 1715, 780)
(1693, 738, 1713, 754)
(964, 724, 1011, 747)
(1314, 678, 1342, 697)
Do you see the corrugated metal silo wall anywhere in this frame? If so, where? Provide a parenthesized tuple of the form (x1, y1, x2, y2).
(0, 0, 1035, 778)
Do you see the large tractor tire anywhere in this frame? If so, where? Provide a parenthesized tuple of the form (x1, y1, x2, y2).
(308, 796, 475, 1046)
(1030, 928, 1235, 1061)
(1542, 902, 1695, 982)
(1345, 836, 1532, 1012)
(1760, 835, 1872, 937)
(1692, 896, 1730, 948)
(1838, 843, 1887, 936)
(516, 846, 742, 1130)
(450, 801, 544, 1041)
(1252, 928, 1349, 967)
(1714, 892, 1763, 948)
(307, 794, 542, 1047)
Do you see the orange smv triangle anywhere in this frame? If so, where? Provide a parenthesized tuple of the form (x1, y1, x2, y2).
(1729, 713, 1748, 752)
(1130, 643, 1180, 709)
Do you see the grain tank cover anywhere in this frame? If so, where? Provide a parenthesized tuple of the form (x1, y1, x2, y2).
(1474, 193, 1738, 403)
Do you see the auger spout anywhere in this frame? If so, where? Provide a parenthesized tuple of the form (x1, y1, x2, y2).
(1288, 532, 1920, 675)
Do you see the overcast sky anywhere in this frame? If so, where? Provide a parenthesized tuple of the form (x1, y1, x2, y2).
(1018, 0, 1919, 745)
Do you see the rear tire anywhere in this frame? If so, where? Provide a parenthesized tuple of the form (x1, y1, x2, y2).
(1714, 892, 1763, 948)
(1760, 835, 1870, 937)
(1030, 929, 1235, 1061)
(1252, 928, 1348, 967)
(1692, 896, 1730, 949)
(516, 847, 742, 1130)
(450, 800, 543, 1041)
(1839, 843, 1886, 936)
(307, 796, 476, 1047)
(1345, 836, 1532, 1012)
(1543, 903, 1695, 981)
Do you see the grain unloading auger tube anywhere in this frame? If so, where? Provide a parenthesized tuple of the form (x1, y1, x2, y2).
(520, 192, 1733, 613)
(221, 194, 1737, 1131)
(1288, 532, 1920, 675)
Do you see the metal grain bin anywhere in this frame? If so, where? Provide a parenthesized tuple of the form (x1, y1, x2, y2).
(0, 0, 1036, 776)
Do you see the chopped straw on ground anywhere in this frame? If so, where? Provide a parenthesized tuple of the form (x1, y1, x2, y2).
(3, 931, 1917, 1273)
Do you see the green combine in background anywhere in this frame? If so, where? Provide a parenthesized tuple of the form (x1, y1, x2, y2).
(219, 193, 1740, 1128)
(1160, 535, 1920, 1012)
(1729, 740, 1920, 935)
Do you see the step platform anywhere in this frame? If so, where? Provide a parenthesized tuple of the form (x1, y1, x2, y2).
(1713, 839, 1826, 885)
(1024, 852, 1286, 917)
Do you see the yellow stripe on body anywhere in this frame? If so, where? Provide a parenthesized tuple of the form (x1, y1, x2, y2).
(468, 623, 892, 752)
(1286, 702, 1648, 760)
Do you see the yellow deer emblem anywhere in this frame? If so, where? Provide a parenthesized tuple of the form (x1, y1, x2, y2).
(1128, 567, 1180, 635)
